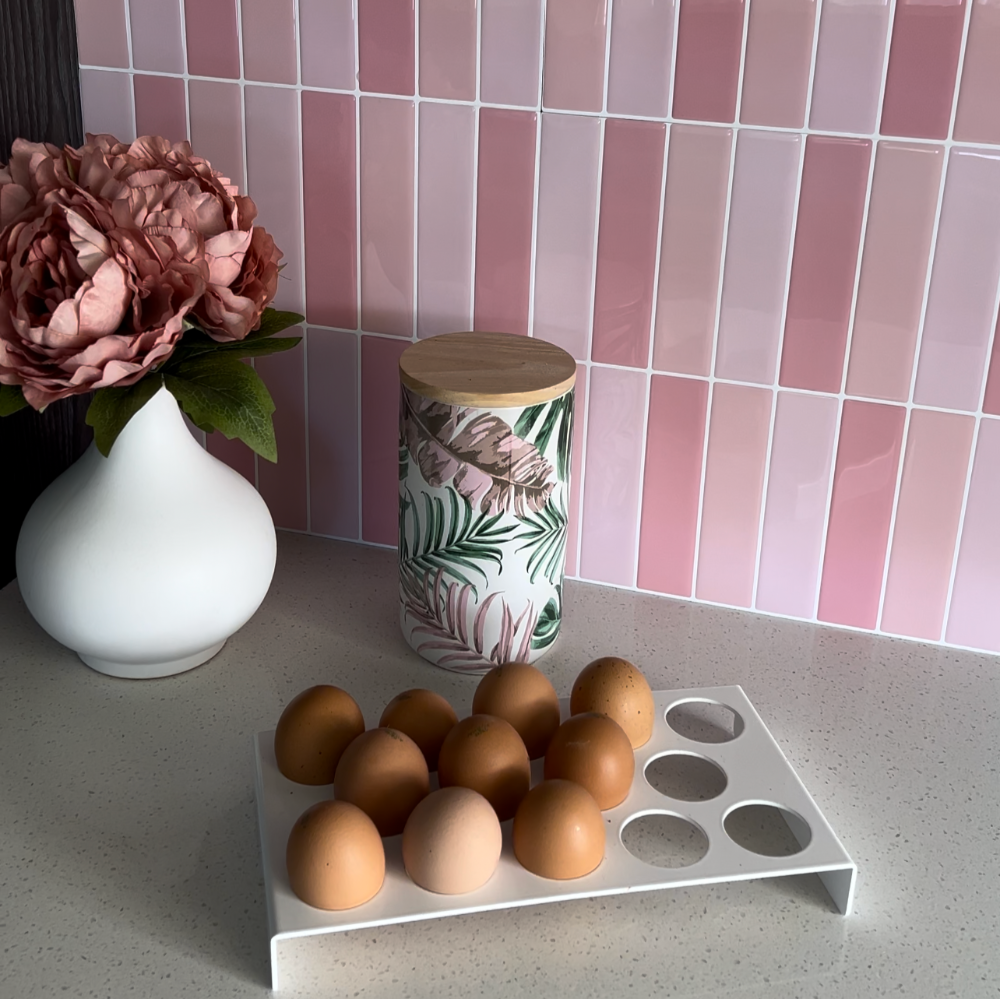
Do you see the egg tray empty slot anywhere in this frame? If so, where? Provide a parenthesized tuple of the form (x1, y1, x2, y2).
(253, 685, 856, 991)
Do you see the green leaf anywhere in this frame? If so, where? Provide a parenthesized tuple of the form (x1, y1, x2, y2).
(246, 308, 304, 340)
(531, 597, 561, 651)
(514, 403, 545, 439)
(0, 384, 28, 416)
(85, 375, 164, 456)
(514, 494, 568, 586)
(167, 333, 301, 366)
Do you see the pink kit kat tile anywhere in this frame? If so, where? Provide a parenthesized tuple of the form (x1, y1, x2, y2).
(984, 314, 1000, 414)
(128, 0, 184, 73)
(302, 91, 357, 331)
(80, 70, 135, 142)
(206, 433, 255, 484)
(242, 0, 298, 84)
(184, 0, 241, 79)
(532, 113, 602, 361)
(188, 80, 244, 188)
(481, 0, 542, 106)
(817, 400, 905, 630)
(75, 0, 129, 67)
(360, 97, 415, 337)
(715, 130, 801, 385)
(358, 0, 415, 96)
(954, 0, 1000, 144)
(542, 0, 608, 112)
(914, 148, 1000, 411)
(564, 363, 588, 578)
(591, 118, 666, 368)
(636, 375, 709, 598)
(300, 0, 357, 89)
(652, 125, 732, 377)
(695, 382, 771, 608)
(420, 0, 477, 101)
(672, 0, 745, 123)
(132, 75, 187, 143)
(780, 136, 871, 394)
(607, 0, 675, 118)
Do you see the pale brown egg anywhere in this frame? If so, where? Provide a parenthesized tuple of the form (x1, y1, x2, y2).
(544, 712, 635, 809)
(570, 656, 655, 749)
(274, 685, 365, 784)
(437, 714, 531, 821)
(512, 779, 605, 879)
(379, 689, 458, 771)
(402, 787, 502, 894)
(334, 728, 430, 836)
(472, 662, 561, 759)
(286, 800, 385, 910)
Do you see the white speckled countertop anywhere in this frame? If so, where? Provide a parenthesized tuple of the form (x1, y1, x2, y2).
(2, 533, 999, 998)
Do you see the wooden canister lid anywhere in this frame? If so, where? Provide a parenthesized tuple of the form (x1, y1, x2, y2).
(399, 331, 576, 407)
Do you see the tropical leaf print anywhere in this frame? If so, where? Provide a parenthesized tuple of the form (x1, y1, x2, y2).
(514, 492, 568, 586)
(514, 390, 574, 481)
(530, 596, 560, 651)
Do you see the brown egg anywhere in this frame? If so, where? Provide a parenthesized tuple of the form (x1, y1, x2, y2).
(544, 712, 635, 809)
(437, 714, 531, 821)
(570, 656, 655, 749)
(286, 800, 385, 909)
(334, 728, 430, 836)
(472, 662, 561, 759)
(379, 689, 458, 770)
(512, 779, 606, 879)
(274, 685, 365, 784)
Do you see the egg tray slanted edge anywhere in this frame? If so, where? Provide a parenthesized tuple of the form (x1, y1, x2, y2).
(253, 685, 856, 991)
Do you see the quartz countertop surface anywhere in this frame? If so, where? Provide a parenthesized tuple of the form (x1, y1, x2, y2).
(2, 532, 998, 998)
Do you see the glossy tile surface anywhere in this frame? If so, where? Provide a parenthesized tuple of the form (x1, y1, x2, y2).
(672, 0, 745, 123)
(607, 0, 675, 118)
(358, 0, 416, 95)
(301, 0, 357, 89)
(984, 318, 1000, 415)
(420, 0, 477, 101)
(188, 80, 245, 187)
(76, 0, 129, 67)
(954, 0, 1000, 144)
(542, 0, 608, 112)
(205, 429, 255, 484)
(132, 75, 187, 143)
(242, 0, 298, 84)
(184, 0, 240, 78)
(80, 70, 135, 142)
(481, 0, 542, 106)
(564, 363, 588, 578)
(128, 0, 184, 73)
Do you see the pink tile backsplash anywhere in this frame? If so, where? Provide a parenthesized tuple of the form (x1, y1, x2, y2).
(358, 0, 416, 96)
(607, 0, 675, 118)
(76, 0, 129, 68)
(128, 0, 184, 74)
(564, 363, 589, 578)
(672, 0, 745, 123)
(300, 0, 356, 90)
(80, 69, 134, 141)
(420, 0, 477, 101)
(188, 80, 244, 187)
(132, 75, 186, 143)
(542, 0, 608, 113)
(954, 0, 1000, 144)
(241, 0, 298, 85)
(480, 0, 542, 107)
(184, 0, 240, 80)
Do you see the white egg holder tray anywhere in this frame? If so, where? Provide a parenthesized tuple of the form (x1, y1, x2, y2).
(253, 685, 855, 990)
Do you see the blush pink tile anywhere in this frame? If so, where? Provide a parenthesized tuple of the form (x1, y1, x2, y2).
(80, 70, 135, 141)
(779, 136, 871, 394)
(984, 314, 1000, 414)
(188, 80, 244, 188)
(532, 113, 602, 361)
(128, 0, 184, 72)
(880, 409, 974, 639)
(591, 118, 666, 368)
(481, 0, 542, 106)
(242, 0, 298, 84)
(579, 366, 647, 586)
(636, 375, 709, 597)
(542, 0, 608, 112)
(358, 0, 415, 96)
(564, 363, 588, 577)
(914, 148, 1000, 411)
(361, 335, 410, 545)
(302, 91, 357, 330)
(300, 0, 357, 89)
(360, 97, 415, 337)
(75, 0, 129, 67)
(307, 328, 360, 539)
(880, 0, 967, 139)
(132, 75, 187, 143)
(206, 433, 256, 483)
(652, 125, 732, 377)
(184, 0, 241, 79)
(715, 130, 801, 385)
(817, 400, 905, 629)
(417, 102, 475, 339)
(474, 108, 537, 337)
(755, 391, 838, 618)
(672, 0, 745, 123)
(607, 0, 675, 118)
(695, 383, 772, 608)
(809, 0, 890, 133)
(954, 0, 1000, 144)
(846, 142, 943, 403)
(420, 0, 477, 100)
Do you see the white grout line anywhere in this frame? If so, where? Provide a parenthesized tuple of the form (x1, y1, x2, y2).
(121, 0, 136, 138)
(175, 0, 192, 142)
(354, 0, 364, 541)
(524, 106, 544, 340)
(466, 0, 483, 334)
(412, 0, 421, 345)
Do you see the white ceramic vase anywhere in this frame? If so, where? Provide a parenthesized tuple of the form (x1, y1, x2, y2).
(15, 386, 277, 679)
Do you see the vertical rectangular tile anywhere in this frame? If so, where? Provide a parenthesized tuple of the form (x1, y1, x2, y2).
(188, 80, 245, 188)
(817, 400, 905, 629)
(881, 409, 974, 640)
(473, 108, 537, 337)
(579, 366, 647, 585)
(914, 149, 1000, 411)
(532, 113, 602, 361)
(206, 432, 256, 484)
(417, 102, 476, 339)
(755, 391, 838, 618)
(184, 0, 241, 78)
(591, 119, 666, 368)
(715, 130, 801, 385)
(672, 0, 745, 123)
(636, 375, 709, 597)
(300, 0, 356, 89)
(983, 315, 1000, 414)
(242, 0, 298, 84)
(132, 75, 187, 143)
(307, 328, 360, 539)
(564, 363, 588, 578)
(80, 70, 135, 141)
(129, 0, 184, 72)
(954, 0, 1000, 144)
(779, 136, 871, 394)
(420, 0, 477, 100)
(695, 383, 772, 607)
(846, 142, 944, 403)
(481, 0, 542, 106)
(607, 0, 676, 118)
(652, 125, 732, 377)
(360, 96, 415, 337)
(302, 91, 358, 330)
(358, 0, 415, 95)
(880, 0, 967, 140)
(542, 0, 608, 112)
(76, 0, 129, 67)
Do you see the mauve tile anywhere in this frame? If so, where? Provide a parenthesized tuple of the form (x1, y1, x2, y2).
(302, 91, 357, 330)
(591, 118, 666, 368)
(300, 0, 356, 89)
(846, 142, 943, 403)
(184, 0, 241, 79)
(542, 0, 608, 112)
(984, 314, 1000, 414)
(914, 148, 1000, 411)
(954, 0, 1000, 144)
(755, 391, 838, 618)
(607, 0, 675, 118)
(579, 366, 647, 586)
(76, 0, 129, 67)
(881, 409, 973, 640)
(358, 0, 415, 96)
(672, 0, 745, 123)
(206, 433, 256, 483)
(695, 383, 772, 608)
(360, 97, 415, 337)
(564, 363, 588, 577)
(880, 0, 967, 140)
(473, 108, 537, 337)
(129, 0, 184, 73)
(80, 70, 135, 141)
(481, 0, 542, 106)
(242, 0, 298, 84)
(132, 75, 187, 143)
(188, 80, 244, 187)
(420, 0, 477, 100)
(652, 125, 732, 377)
(779, 136, 871, 394)
(417, 102, 475, 339)
(532, 113, 602, 361)
(636, 375, 709, 597)
(817, 400, 905, 630)
(715, 130, 801, 385)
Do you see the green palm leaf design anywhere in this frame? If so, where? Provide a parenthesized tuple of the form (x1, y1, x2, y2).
(530, 596, 561, 651)
(514, 390, 574, 481)
(513, 493, 568, 587)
